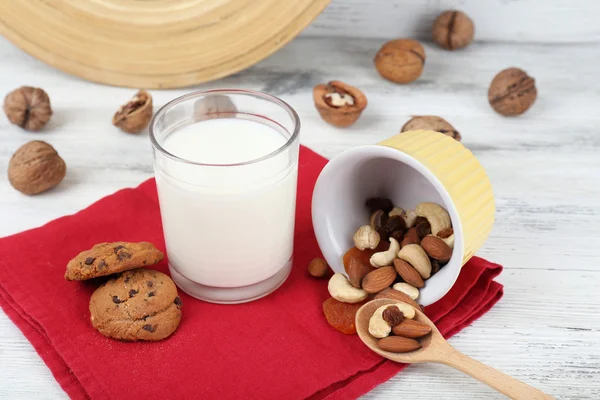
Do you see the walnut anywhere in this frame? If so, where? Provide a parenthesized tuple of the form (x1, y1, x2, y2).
(401, 115, 462, 141)
(112, 90, 153, 133)
(3, 86, 52, 131)
(8, 141, 66, 195)
(374, 39, 425, 84)
(313, 81, 367, 128)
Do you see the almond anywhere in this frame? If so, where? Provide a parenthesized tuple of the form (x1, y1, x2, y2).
(421, 236, 452, 262)
(374, 288, 421, 310)
(437, 227, 453, 239)
(393, 259, 424, 288)
(347, 257, 371, 288)
(401, 227, 419, 247)
(392, 319, 432, 338)
(378, 336, 422, 353)
(361, 266, 397, 294)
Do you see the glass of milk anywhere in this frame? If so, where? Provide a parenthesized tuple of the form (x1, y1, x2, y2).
(150, 90, 300, 304)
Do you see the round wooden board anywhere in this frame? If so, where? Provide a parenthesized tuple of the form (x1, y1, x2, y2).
(0, 0, 330, 89)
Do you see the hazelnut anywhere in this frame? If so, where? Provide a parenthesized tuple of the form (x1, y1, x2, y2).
(3, 86, 52, 131)
(488, 68, 537, 116)
(308, 258, 329, 278)
(8, 141, 66, 195)
(374, 39, 425, 84)
(432, 10, 475, 50)
(112, 89, 153, 133)
(313, 81, 367, 127)
(401, 116, 461, 141)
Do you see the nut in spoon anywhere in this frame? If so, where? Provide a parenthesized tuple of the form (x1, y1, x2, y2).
(356, 298, 554, 399)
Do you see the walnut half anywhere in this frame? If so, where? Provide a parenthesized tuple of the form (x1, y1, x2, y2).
(313, 80, 367, 128)
(112, 90, 153, 134)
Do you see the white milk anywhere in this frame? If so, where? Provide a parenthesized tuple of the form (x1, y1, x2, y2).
(155, 118, 298, 293)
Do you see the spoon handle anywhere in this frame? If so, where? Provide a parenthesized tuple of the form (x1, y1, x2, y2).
(436, 344, 554, 399)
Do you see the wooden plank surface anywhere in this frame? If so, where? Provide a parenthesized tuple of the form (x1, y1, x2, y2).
(302, 0, 600, 43)
(1, 32, 600, 399)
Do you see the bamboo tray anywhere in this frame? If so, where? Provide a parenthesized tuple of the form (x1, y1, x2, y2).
(0, 0, 330, 89)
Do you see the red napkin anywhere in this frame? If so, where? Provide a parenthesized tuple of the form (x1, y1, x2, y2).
(0, 146, 502, 400)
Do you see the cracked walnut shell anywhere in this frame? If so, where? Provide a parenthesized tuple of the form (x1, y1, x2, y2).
(313, 81, 367, 127)
(3, 86, 52, 131)
(401, 116, 461, 141)
(112, 89, 153, 133)
(8, 141, 66, 195)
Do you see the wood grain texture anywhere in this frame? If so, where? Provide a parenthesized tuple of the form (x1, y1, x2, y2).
(0, 0, 330, 88)
(1, 33, 600, 399)
(356, 299, 552, 399)
(303, 0, 600, 43)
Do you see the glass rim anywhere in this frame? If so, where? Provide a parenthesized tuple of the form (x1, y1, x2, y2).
(149, 89, 301, 167)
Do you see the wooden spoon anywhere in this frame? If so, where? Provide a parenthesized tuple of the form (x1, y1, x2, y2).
(356, 298, 554, 399)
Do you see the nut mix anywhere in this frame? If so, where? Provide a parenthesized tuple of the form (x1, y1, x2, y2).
(368, 302, 432, 353)
(3, 86, 53, 131)
(374, 39, 426, 84)
(321, 197, 454, 335)
(112, 89, 153, 133)
(432, 10, 475, 50)
(488, 67, 537, 116)
(401, 115, 461, 142)
(313, 80, 367, 127)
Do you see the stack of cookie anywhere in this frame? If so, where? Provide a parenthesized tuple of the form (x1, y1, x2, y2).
(65, 242, 182, 341)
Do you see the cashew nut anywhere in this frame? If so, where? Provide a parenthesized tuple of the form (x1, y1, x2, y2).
(328, 273, 368, 303)
(441, 233, 454, 249)
(353, 225, 380, 251)
(392, 283, 420, 300)
(397, 244, 432, 279)
(416, 202, 451, 236)
(368, 303, 416, 338)
(389, 207, 417, 228)
(370, 237, 400, 267)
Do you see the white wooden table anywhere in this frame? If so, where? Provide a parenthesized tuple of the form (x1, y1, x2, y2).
(1, 5, 600, 398)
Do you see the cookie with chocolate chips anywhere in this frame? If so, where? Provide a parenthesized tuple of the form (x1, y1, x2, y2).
(65, 242, 164, 280)
(89, 268, 182, 341)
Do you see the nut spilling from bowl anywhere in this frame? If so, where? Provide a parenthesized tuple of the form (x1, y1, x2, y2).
(313, 80, 367, 128)
(320, 197, 454, 335)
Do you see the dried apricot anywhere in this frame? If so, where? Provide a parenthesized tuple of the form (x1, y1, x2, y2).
(322, 297, 367, 334)
(342, 241, 390, 274)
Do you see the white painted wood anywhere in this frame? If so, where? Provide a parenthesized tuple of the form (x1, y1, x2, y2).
(1, 33, 600, 399)
(302, 0, 600, 43)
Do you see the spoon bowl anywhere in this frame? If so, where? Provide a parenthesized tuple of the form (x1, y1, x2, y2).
(356, 298, 554, 399)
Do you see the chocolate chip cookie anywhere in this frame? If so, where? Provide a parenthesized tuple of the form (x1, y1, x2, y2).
(89, 268, 182, 341)
(65, 242, 163, 280)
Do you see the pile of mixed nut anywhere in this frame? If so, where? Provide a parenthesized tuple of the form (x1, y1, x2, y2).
(313, 197, 454, 336)
(368, 302, 431, 353)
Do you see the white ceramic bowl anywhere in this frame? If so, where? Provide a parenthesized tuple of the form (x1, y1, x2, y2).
(311, 145, 464, 306)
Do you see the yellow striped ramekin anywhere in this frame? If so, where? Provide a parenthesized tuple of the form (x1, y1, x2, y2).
(312, 130, 495, 305)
